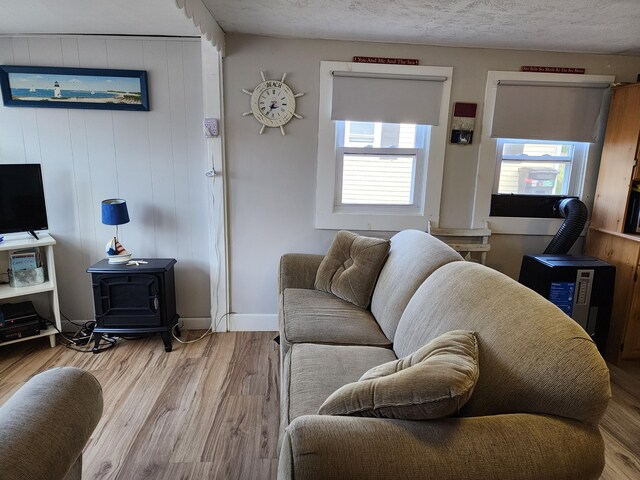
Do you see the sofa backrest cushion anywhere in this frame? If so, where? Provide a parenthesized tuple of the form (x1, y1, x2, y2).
(315, 231, 390, 308)
(370, 230, 463, 342)
(393, 261, 611, 426)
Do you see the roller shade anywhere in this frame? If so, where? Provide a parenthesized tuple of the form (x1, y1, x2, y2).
(331, 71, 447, 125)
(491, 80, 610, 142)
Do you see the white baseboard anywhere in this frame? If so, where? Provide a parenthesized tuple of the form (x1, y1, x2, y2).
(229, 313, 278, 331)
(61, 315, 278, 333)
(61, 317, 211, 332)
(181, 317, 214, 330)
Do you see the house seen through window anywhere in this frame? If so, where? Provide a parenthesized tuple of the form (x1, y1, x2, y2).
(494, 139, 586, 197)
(337, 121, 428, 206)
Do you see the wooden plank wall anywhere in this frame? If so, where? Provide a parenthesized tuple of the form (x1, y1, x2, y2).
(0, 36, 211, 323)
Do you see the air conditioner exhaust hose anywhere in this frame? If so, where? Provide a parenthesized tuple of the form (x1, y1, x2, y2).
(543, 198, 588, 254)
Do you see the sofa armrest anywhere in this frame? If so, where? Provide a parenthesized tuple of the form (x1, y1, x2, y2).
(0, 367, 103, 480)
(278, 413, 604, 480)
(279, 253, 325, 293)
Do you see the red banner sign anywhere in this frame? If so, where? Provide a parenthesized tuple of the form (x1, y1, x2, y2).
(353, 56, 419, 65)
(521, 66, 585, 74)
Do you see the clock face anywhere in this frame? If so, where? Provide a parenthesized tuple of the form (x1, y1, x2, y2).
(250, 81, 296, 127)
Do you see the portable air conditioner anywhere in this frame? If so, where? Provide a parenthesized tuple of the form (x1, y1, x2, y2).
(519, 255, 615, 353)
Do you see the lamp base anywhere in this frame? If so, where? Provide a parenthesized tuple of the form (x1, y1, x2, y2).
(107, 253, 132, 264)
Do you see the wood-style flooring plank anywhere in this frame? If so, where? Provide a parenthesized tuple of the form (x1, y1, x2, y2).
(0, 332, 638, 480)
(168, 333, 240, 464)
(600, 382, 640, 460)
(598, 359, 640, 480)
(115, 357, 208, 479)
(600, 428, 640, 480)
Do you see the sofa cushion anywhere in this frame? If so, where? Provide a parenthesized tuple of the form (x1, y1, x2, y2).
(280, 343, 397, 439)
(393, 261, 612, 426)
(317, 330, 478, 420)
(370, 230, 464, 342)
(315, 230, 390, 308)
(279, 289, 391, 356)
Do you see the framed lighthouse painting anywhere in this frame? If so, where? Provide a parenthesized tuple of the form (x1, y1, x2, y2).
(0, 65, 149, 111)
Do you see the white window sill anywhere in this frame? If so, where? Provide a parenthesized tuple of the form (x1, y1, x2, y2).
(315, 210, 436, 232)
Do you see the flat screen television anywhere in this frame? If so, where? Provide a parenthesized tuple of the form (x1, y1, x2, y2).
(0, 164, 48, 239)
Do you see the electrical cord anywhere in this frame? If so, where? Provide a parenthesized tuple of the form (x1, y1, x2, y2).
(60, 310, 87, 328)
(46, 319, 116, 353)
(171, 312, 233, 344)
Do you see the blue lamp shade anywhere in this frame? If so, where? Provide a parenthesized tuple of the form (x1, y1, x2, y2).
(101, 199, 130, 226)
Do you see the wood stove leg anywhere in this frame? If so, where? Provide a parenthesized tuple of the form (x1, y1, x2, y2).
(160, 331, 172, 352)
(92, 333, 103, 354)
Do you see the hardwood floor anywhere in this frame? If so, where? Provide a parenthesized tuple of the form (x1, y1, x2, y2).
(0, 331, 638, 479)
(0, 331, 280, 480)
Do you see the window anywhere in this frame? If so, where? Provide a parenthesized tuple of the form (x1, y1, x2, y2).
(494, 139, 588, 197)
(315, 61, 452, 231)
(472, 71, 615, 234)
(336, 121, 428, 207)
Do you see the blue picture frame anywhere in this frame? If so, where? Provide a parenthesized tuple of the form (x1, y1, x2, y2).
(0, 65, 149, 111)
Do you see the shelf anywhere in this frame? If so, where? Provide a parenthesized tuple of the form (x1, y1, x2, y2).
(0, 324, 56, 347)
(0, 280, 55, 300)
(588, 227, 640, 244)
(0, 232, 55, 252)
(0, 233, 60, 350)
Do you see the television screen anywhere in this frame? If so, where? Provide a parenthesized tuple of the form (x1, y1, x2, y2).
(0, 164, 48, 236)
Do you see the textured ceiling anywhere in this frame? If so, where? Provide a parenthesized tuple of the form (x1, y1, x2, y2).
(203, 0, 640, 55)
(1, 0, 637, 56)
(0, 0, 200, 37)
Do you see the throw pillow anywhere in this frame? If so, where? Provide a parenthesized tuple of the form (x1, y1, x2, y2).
(314, 230, 390, 308)
(317, 330, 479, 420)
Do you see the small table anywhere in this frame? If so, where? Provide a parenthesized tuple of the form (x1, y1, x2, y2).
(87, 258, 180, 353)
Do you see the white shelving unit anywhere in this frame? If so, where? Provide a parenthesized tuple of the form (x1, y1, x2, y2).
(0, 233, 60, 348)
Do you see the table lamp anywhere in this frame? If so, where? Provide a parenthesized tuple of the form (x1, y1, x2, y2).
(101, 198, 132, 264)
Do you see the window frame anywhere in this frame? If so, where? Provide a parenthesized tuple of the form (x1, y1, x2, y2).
(334, 121, 429, 212)
(315, 61, 453, 231)
(471, 71, 615, 234)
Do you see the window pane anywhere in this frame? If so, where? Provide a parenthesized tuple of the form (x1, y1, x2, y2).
(341, 154, 415, 205)
(496, 160, 571, 195)
(342, 121, 419, 148)
(346, 121, 375, 146)
(502, 142, 574, 158)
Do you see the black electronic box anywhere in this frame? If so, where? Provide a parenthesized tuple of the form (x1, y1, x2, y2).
(0, 301, 43, 342)
(519, 255, 615, 352)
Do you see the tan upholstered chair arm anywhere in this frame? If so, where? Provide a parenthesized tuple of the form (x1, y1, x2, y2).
(0, 367, 103, 480)
(278, 413, 604, 480)
(278, 254, 325, 293)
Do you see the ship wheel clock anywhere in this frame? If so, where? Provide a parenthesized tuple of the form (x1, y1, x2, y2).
(243, 71, 304, 135)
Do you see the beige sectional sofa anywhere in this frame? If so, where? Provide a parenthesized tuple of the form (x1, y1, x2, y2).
(277, 230, 610, 480)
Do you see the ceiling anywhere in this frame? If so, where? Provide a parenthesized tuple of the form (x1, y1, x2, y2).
(203, 0, 640, 56)
(0, 0, 638, 56)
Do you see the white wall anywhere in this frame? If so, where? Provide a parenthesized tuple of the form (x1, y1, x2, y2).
(223, 33, 640, 316)
(0, 36, 211, 323)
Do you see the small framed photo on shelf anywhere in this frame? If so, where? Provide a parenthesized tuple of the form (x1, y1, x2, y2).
(0, 65, 149, 111)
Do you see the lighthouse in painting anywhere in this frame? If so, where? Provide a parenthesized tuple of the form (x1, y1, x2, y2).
(53, 81, 61, 98)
